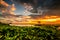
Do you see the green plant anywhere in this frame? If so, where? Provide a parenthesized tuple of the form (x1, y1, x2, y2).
(0, 23, 60, 40)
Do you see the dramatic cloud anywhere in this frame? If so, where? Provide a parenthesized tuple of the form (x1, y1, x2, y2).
(13, 0, 60, 12)
(0, 0, 16, 16)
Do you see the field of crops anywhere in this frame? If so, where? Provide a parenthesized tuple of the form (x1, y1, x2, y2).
(0, 23, 60, 40)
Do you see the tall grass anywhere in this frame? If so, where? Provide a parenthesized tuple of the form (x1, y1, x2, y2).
(0, 23, 60, 40)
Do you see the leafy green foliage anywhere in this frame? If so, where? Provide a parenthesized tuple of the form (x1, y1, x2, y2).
(0, 23, 60, 40)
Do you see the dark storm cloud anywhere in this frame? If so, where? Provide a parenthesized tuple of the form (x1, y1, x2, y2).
(14, 0, 60, 7)
(13, 0, 60, 12)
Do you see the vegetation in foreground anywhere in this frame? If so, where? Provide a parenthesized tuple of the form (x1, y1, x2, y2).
(0, 23, 60, 40)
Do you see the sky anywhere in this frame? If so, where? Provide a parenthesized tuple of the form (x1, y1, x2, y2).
(4, 0, 28, 15)
(3, 0, 60, 16)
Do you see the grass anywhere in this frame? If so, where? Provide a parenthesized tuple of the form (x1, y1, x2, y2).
(0, 23, 60, 40)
